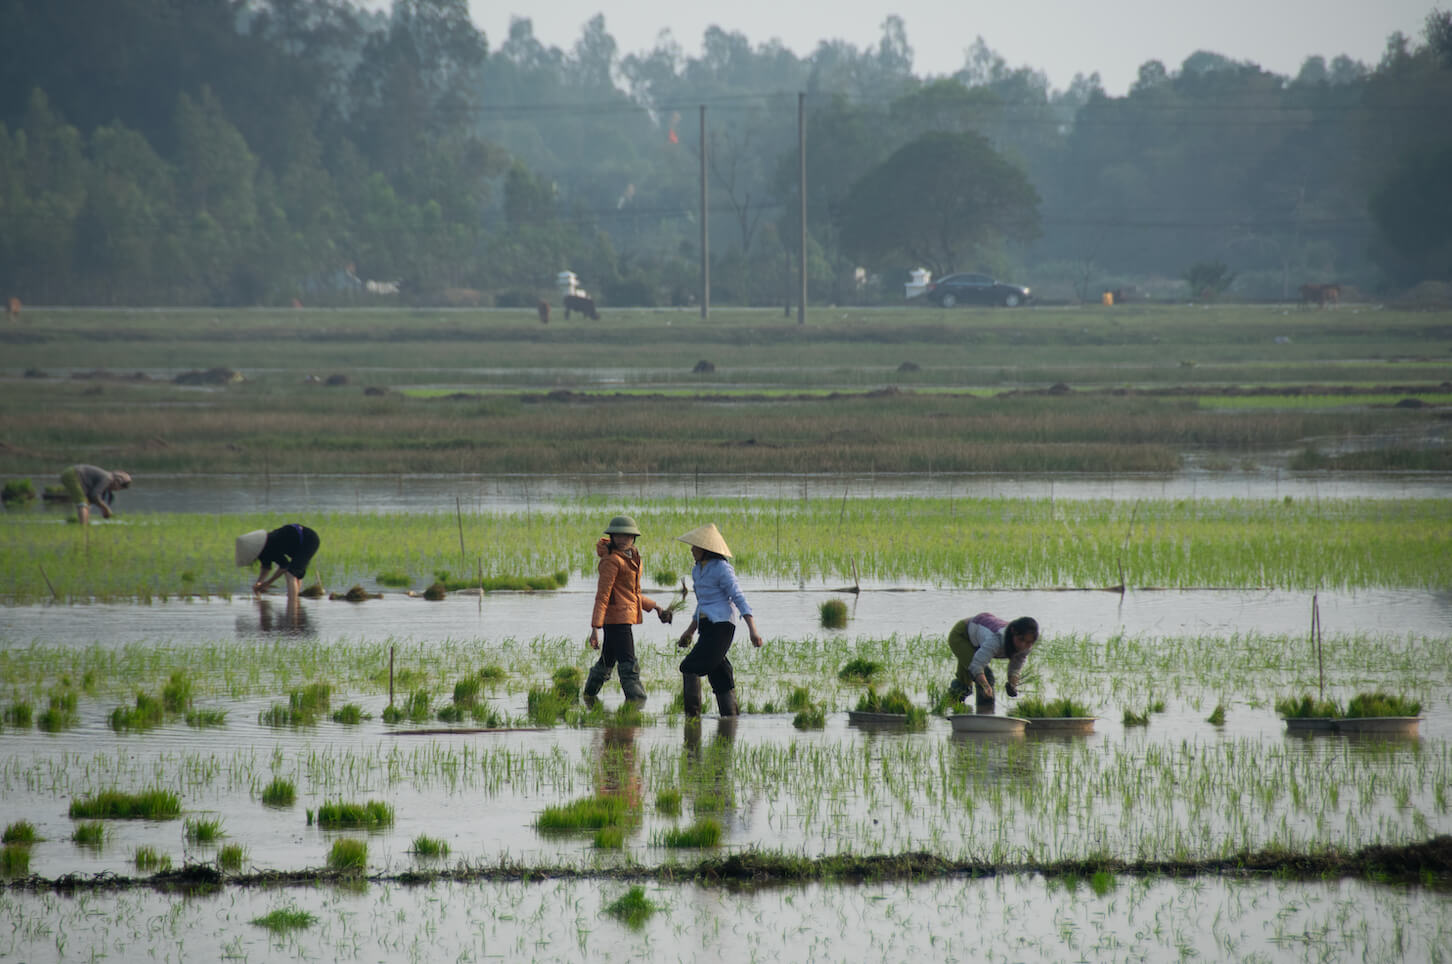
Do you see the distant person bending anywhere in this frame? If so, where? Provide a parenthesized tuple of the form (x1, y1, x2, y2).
(947, 613, 1039, 705)
(236, 524, 321, 609)
(59, 464, 131, 525)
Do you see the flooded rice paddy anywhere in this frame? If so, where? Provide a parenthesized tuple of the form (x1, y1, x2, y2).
(3, 480, 1449, 961)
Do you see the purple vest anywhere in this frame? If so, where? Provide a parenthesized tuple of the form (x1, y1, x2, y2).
(968, 612, 1008, 635)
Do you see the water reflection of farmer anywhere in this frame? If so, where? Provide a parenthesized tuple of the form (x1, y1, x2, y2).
(947, 613, 1039, 706)
(594, 725, 642, 812)
(245, 598, 314, 636)
(673, 524, 763, 719)
(235, 524, 321, 610)
(59, 464, 131, 525)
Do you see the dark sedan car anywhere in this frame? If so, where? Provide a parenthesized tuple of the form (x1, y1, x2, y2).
(924, 273, 1031, 307)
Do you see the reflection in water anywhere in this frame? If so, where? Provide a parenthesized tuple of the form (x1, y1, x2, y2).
(594, 725, 642, 812)
(237, 599, 317, 638)
(682, 718, 738, 827)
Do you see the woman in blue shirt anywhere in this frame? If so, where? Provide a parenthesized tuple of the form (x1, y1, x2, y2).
(674, 523, 763, 717)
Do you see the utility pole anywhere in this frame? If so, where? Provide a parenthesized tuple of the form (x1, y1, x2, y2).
(797, 92, 806, 325)
(700, 104, 709, 320)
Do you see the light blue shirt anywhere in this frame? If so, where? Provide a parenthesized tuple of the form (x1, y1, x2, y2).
(691, 558, 752, 624)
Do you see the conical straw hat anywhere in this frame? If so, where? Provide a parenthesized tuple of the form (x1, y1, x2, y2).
(675, 523, 732, 558)
(235, 529, 267, 567)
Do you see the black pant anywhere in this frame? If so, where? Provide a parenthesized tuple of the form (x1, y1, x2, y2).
(679, 617, 735, 694)
(594, 625, 636, 672)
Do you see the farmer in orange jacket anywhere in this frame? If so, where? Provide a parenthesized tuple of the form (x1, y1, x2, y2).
(585, 515, 673, 703)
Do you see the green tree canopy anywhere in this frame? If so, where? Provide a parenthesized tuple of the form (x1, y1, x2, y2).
(837, 130, 1040, 277)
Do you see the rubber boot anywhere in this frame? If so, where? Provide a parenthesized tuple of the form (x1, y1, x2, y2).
(682, 673, 703, 718)
(618, 658, 647, 703)
(715, 689, 739, 717)
(583, 663, 611, 706)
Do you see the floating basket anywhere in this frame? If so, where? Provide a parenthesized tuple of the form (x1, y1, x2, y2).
(948, 714, 1028, 734)
(1022, 717, 1096, 735)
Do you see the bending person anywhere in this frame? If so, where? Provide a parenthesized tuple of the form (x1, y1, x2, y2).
(59, 464, 131, 525)
(236, 524, 321, 609)
(674, 523, 763, 718)
(947, 612, 1039, 705)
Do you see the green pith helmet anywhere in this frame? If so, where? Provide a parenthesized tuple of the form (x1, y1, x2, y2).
(604, 515, 642, 536)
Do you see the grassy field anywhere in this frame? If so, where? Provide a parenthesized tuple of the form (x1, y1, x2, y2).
(1, 305, 1448, 476)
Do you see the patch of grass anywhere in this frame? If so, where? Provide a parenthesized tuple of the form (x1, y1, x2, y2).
(436, 702, 467, 723)
(185, 707, 228, 727)
(381, 689, 431, 724)
(469, 703, 506, 726)
(785, 686, 814, 712)
(1014, 696, 1093, 718)
(133, 846, 172, 872)
(326, 838, 367, 873)
(316, 800, 394, 830)
(527, 687, 568, 725)
(1346, 691, 1422, 718)
(251, 908, 318, 932)
(535, 795, 629, 832)
(1207, 703, 1226, 726)
(331, 703, 369, 725)
(410, 835, 450, 857)
(657, 819, 722, 848)
(1122, 708, 1150, 727)
(184, 817, 225, 844)
(2, 821, 40, 845)
(854, 687, 927, 730)
(1275, 695, 1342, 719)
(375, 569, 412, 588)
(477, 665, 507, 684)
(605, 885, 658, 928)
(1089, 869, 1116, 896)
(651, 568, 679, 587)
(261, 778, 296, 807)
(70, 789, 181, 820)
(838, 658, 882, 682)
(161, 671, 193, 713)
(71, 822, 105, 847)
(37, 689, 79, 732)
(3, 701, 34, 728)
(593, 826, 626, 849)
(109, 691, 165, 731)
(216, 843, 247, 872)
(452, 677, 482, 706)
(655, 789, 683, 817)
(1, 845, 31, 877)
(438, 570, 569, 592)
(552, 665, 581, 702)
(818, 598, 849, 629)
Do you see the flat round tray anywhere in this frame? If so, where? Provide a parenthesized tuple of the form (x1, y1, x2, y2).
(1283, 717, 1338, 732)
(1021, 716, 1096, 735)
(948, 714, 1029, 734)
(847, 710, 908, 726)
(1283, 717, 1421, 736)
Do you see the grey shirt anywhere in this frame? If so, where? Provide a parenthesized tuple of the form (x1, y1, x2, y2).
(72, 464, 118, 505)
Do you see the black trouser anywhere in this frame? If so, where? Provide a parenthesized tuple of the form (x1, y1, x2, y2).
(679, 616, 735, 695)
(586, 625, 645, 699)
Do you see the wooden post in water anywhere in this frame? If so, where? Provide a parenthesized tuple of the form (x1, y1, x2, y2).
(389, 646, 395, 707)
(1312, 593, 1324, 701)
(455, 495, 466, 563)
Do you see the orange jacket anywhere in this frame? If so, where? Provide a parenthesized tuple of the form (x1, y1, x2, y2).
(591, 537, 659, 627)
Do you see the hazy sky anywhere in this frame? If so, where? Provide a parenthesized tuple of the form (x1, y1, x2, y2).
(458, 0, 1440, 94)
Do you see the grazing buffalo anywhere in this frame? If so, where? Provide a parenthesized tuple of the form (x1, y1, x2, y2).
(564, 294, 600, 320)
(537, 300, 551, 324)
(1299, 283, 1341, 306)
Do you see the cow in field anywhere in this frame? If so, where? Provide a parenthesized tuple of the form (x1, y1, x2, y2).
(564, 294, 600, 320)
(537, 300, 551, 324)
(1299, 283, 1341, 307)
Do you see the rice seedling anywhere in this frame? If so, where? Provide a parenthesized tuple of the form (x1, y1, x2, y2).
(2, 821, 39, 845)
(838, 658, 883, 682)
(477, 665, 507, 684)
(1, 844, 30, 877)
(262, 682, 333, 726)
(331, 703, 370, 724)
(423, 581, 448, 600)
(1122, 708, 1150, 727)
(185, 708, 227, 727)
(854, 687, 928, 729)
(216, 843, 247, 872)
(593, 826, 626, 849)
(69, 789, 181, 820)
(261, 778, 296, 807)
(161, 671, 193, 713)
(132, 846, 172, 872)
(71, 822, 105, 847)
(1014, 696, 1094, 718)
(469, 703, 506, 726)
(183, 817, 225, 844)
(109, 691, 165, 731)
(1089, 869, 1116, 896)
(436, 703, 467, 723)
(382, 689, 431, 724)
(375, 570, 412, 588)
(651, 568, 679, 586)
(1345, 692, 1422, 717)
(1207, 704, 1227, 726)
(535, 795, 629, 833)
(655, 789, 683, 816)
(1, 478, 35, 505)
(37, 689, 79, 732)
(793, 706, 826, 730)
(819, 599, 849, 629)
(410, 835, 450, 857)
(436, 570, 568, 592)
(326, 838, 367, 873)
(3, 701, 34, 728)
(656, 819, 722, 848)
(316, 800, 394, 830)
(552, 666, 582, 702)
(1275, 695, 1342, 718)
(604, 885, 659, 928)
(452, 677, 481, 706)
(251, 908, 318, 932)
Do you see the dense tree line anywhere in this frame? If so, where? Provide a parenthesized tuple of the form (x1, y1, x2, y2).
(0, 0, 1447, 306)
